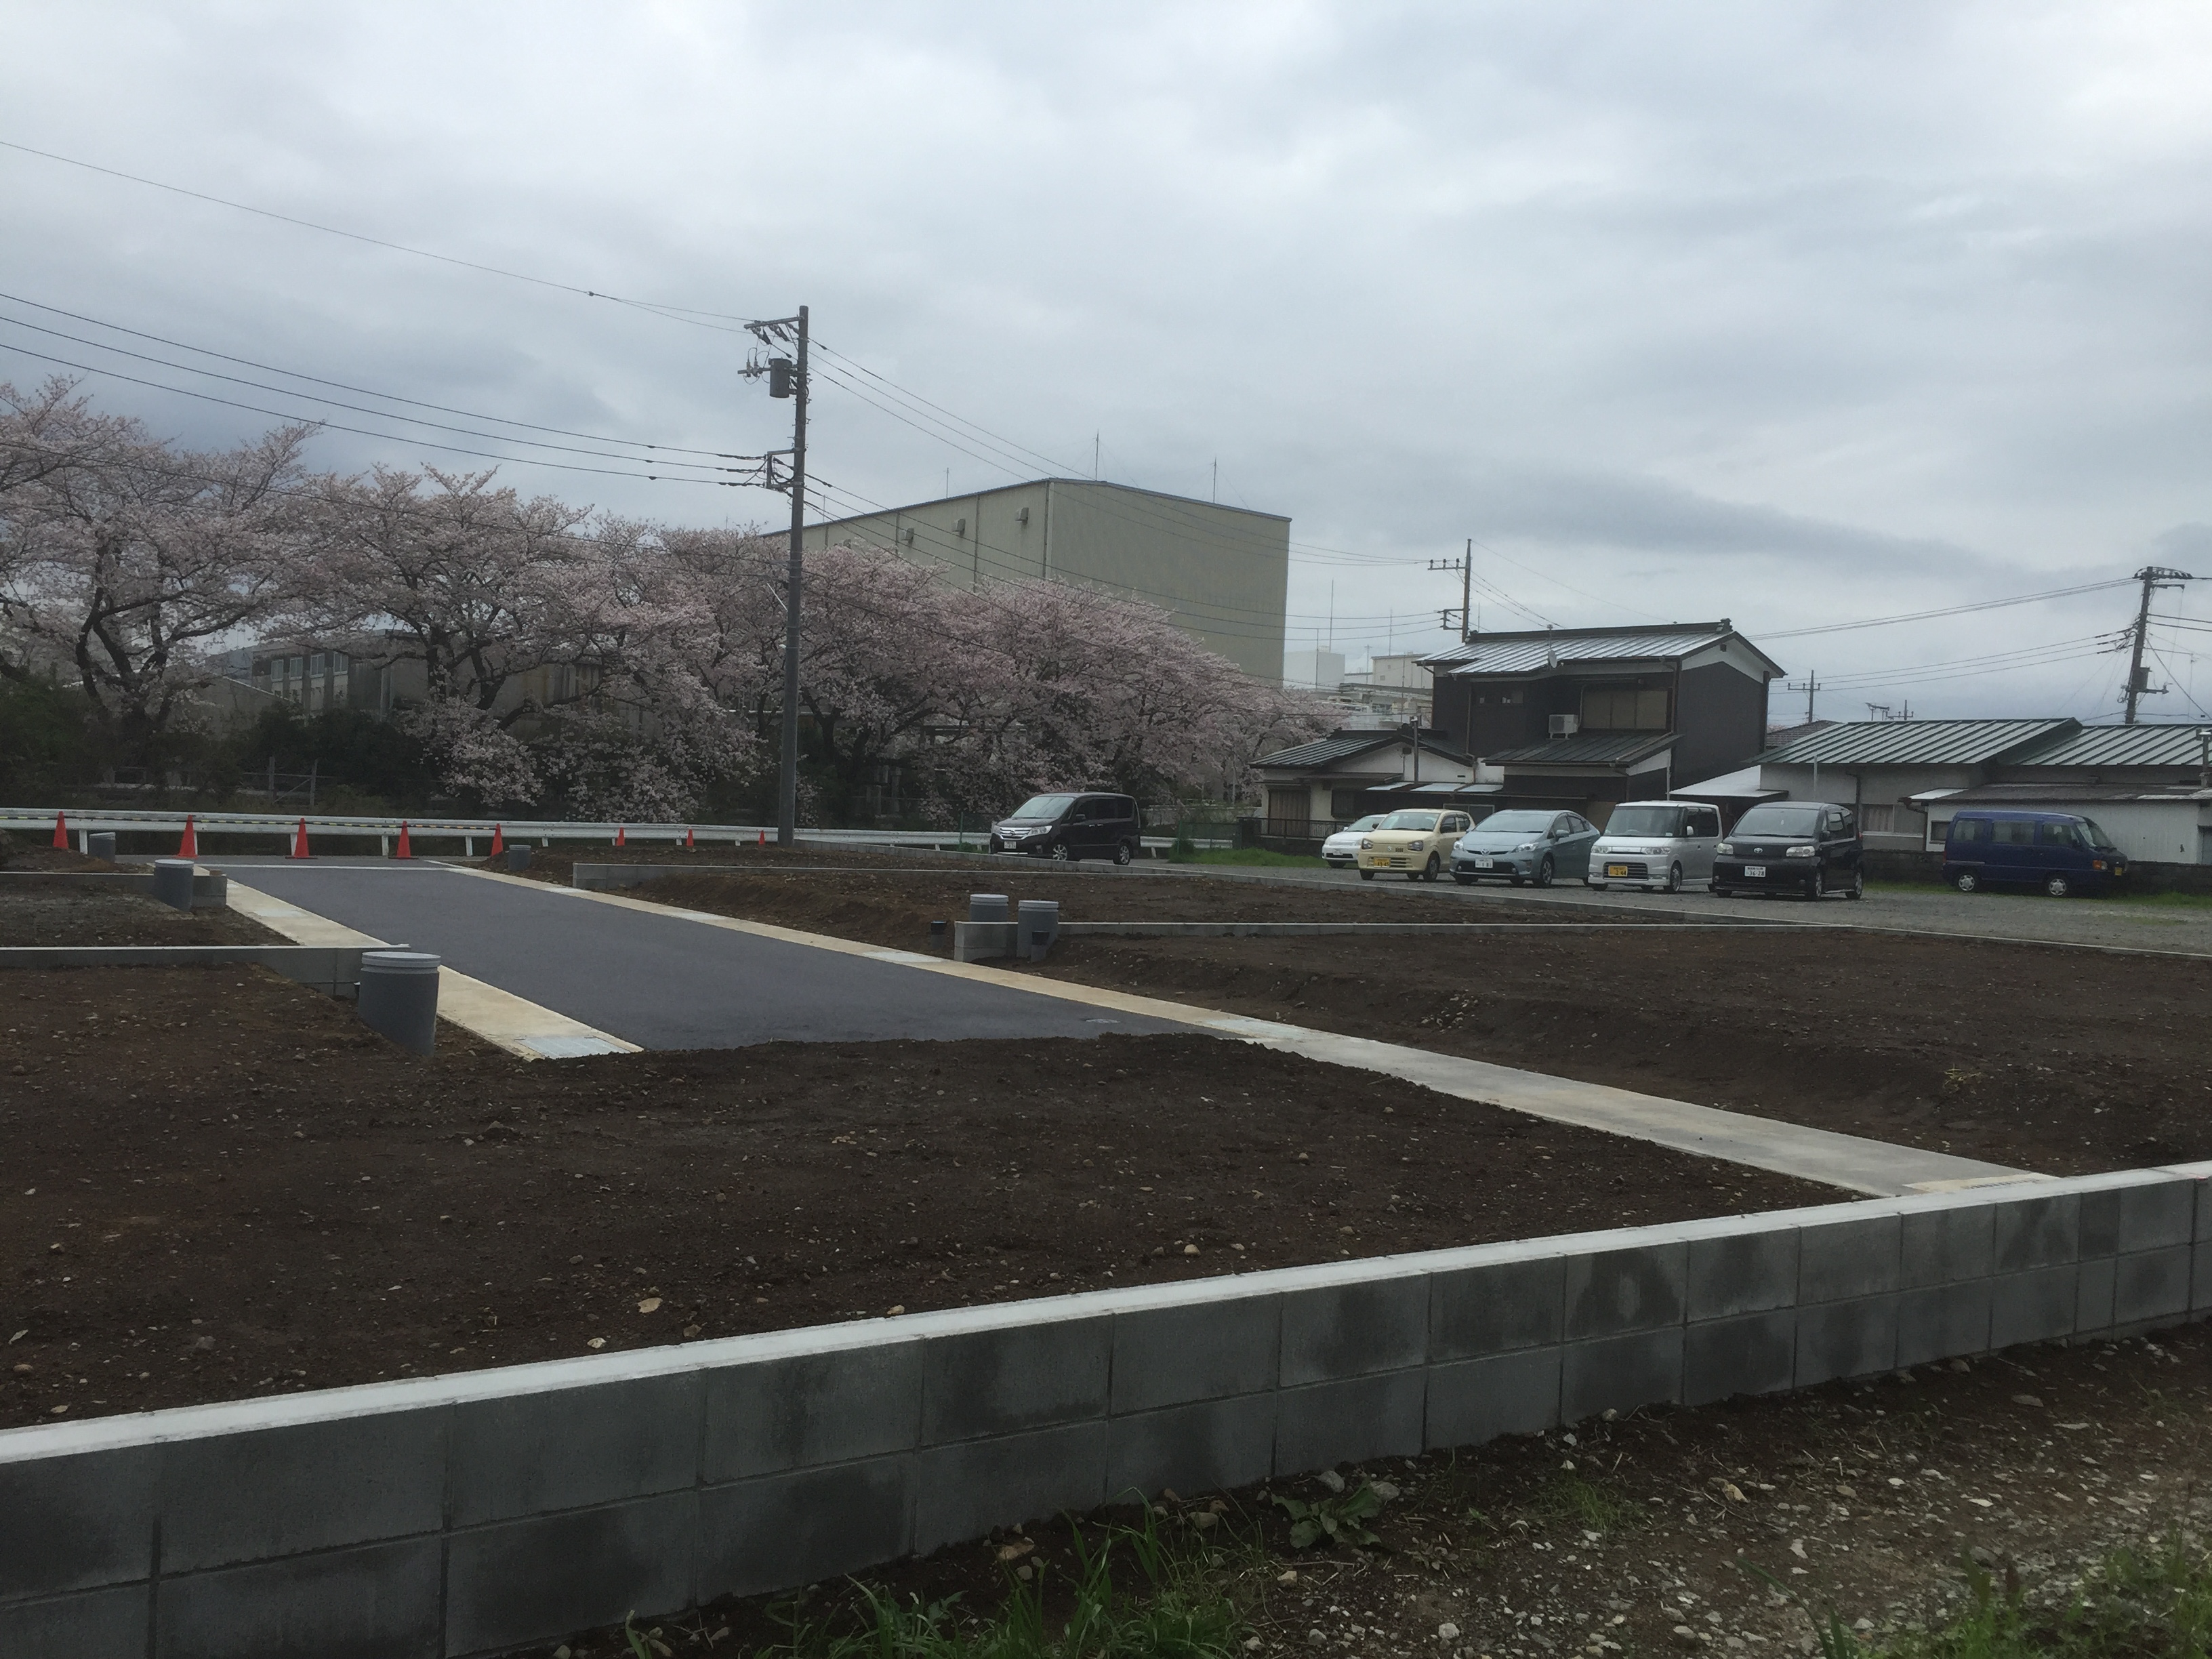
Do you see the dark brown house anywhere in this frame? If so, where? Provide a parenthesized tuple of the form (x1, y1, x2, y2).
(1420, 621, 1784, 816)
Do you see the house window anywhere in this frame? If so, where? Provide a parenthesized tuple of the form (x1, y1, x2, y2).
(1330, 788, 1364, 820)
(1266, 788, 1311, 833)
(1860, 804, 1896, 833)
(1580, 687, 1669, 731)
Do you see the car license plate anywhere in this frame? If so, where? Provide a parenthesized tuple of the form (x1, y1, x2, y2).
(1473, 856, 1493, 869)
(1605, 863, 1629, 878)
(1744, 864, 1767, 878)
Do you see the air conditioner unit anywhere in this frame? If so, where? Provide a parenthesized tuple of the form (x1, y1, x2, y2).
(1549, 714, 1580, 738)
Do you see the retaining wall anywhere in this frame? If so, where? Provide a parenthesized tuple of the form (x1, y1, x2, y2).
(5, 1164, 2209, 1659)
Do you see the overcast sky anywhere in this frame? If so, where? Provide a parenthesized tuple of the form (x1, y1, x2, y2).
(5, 1, 2209, 720)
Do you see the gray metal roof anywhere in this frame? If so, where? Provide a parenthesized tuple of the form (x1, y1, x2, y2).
(1936, 781, 2212, 805)
(1757, 718, 2077, 768)
(1423, 623, 1781, 678)
(1486, 731, 1676, 768)
(1256, 731, 1469, 771)
(2011, 722, 2212, 770)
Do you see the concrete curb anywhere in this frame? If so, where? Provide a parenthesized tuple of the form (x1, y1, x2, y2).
(0, 945, 371, 996)
(0, 869, 228, 907)
(5, 1162, 2207, 1658)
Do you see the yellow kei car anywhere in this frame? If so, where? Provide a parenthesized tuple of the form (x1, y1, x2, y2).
(1355, 808, 1474, 882)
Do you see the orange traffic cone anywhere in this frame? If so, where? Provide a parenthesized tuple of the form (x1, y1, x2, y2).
(489, 823, 506, 855)
(757, 827, 766, 847)
(684, 825, 696, 850)
(177, 815, 199, 858)
(52, 810, 68, 850)
(289, 817, 311, 859)
(615, 825, 627, 847)
(394, 821, 413, 859)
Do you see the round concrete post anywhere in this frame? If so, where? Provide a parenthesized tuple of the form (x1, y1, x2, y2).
(87, 832, 117, 861)
(358, 950, 441, 1055)
(152, 858, 195, 911)
(968, 893, 1010, 924)
(1016, 898, 1059, 956)
(506, 844, 533, 872)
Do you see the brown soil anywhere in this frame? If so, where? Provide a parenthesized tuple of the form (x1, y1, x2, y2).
(589, 866, 2212, 1177)
(0, 966, 1837, 1431)
(0, 844, 120, 872)
(520, 1324, 2212, 1659)
(0, 886, 286, 947)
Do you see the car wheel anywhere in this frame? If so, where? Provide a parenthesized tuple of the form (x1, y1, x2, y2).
(1847, 868, 1865, 901)
(1664, 862, 1683, 894)
(1534, 856, 1555, 888)
(2045, 874, 2072, 899)
(1807, 867, 1826, 901)
(1113, 840, 1134, 866)
(1954, 870, 1979, 894)
(1713, 886, 1732, 899)
(1422, 854, 1441, 882)
(1358, 869, 1375, 882)
(1049, 841, 1073, 863)
(1586, 881, 1607, 891)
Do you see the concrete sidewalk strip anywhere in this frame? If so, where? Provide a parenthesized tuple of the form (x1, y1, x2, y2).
(227, 879, 637, 1060)
(451, 865, 2035, 1197)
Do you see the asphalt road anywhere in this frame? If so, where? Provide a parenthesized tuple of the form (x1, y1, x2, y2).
(205, 858, 1187, 1049)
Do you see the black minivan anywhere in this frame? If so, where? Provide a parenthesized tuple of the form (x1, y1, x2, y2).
(1711, 800, 1865, 900)
(987, 792, 1143, 864)
(1942, 810, 2127, 897)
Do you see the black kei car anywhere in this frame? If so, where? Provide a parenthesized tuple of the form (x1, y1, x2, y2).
(1711, 801, 1865, 900)
(987, 792, 1143, 864)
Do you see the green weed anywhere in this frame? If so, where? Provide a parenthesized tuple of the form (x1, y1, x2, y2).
(1534, 1471, 1645, 1536)
(1271, 1482, 1385, 1550)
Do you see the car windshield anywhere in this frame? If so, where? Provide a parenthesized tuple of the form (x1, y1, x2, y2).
(1732, 804, 1824, 837)
(1008, 794, 1076, 820)
(1339, 815, 1385, 833)
(1605, 805, 1683, 837)
(1378, 811, 1443, 831)
(2078, 816, 2120, 851)
(1471, 811, 1554, 833)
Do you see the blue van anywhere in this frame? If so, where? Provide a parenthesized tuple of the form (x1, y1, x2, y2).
(1942, 810, 2128, 897)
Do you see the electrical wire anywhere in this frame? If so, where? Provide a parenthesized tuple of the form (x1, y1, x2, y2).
(1759, 581, 2134, 640)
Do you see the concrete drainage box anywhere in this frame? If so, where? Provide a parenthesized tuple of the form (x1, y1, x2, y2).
(3, 1164, 2207, 1659)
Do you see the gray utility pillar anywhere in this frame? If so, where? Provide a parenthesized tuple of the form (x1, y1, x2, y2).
(152, 859, 195, 911)
(358, 950, 442, 1055)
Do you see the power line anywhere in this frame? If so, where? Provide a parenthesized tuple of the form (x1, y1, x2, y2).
(1759, 580, 2134, 640)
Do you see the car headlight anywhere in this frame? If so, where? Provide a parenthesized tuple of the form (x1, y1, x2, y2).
(1786, 844, 1816, 859)
(1359, 838, 1373, 849)
(1715, 842, 1733, 855)
(1517, 842, 1536, 852)
(1409, 840, 1426, 851)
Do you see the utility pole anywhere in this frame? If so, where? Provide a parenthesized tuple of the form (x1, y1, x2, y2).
(2123, 564, 2194, 724)
(744, 304, 810, 844)
(1429, 539, 1473, 641)
(1785, 670, 1819, 725)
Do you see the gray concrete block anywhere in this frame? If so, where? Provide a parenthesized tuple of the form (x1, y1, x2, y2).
(914, 1421, 1108, 1553)
(1280, 1276, 1429, 1385)
(1563, 1244, 1686, 1340)
(1991, 1266, 2077, 1349)
(922, 1317, 1109, 1443)
(1992, 1193, 2079, 1274)
(1107, 1395, 1277, 1499)
(158, 1537, 441, 1659)
(1902, 1204, 1994, 1289)
(1560, 1329, 1683, 1422)
(1799, 1215, 1902, 1303)
(1275, 1369, 1425, 1475)
(1427, 1347, 1561, 1448)
(445, 1491, 697, 1658)
(0, 1584, 147, 1659)
(2076, 1256, 2117, 1334)
(159, 1411, 449, 1574)
(2196, 1176, 2212, 1246)
(700, 1456, 915, 1602)
(2196, 1241, 2212, 1312)
(704, 1341, 922, 1481)
(1684, 1311, 1796, 1406)
(450, 1370, 702, 1526)
(2123, 1181, 2196, 1254)
(1687, 1229, 1799, 1321)
(1795, 1296, 1898, 1387)
(2079, 1189, 2122, 1259)
(1429, 1255, 1564, 1359)
(0, 1443, 155, 1599)
(1111, 1297, 1279, 1413)
(1896, 1282, 1990, 1368)
(2115, 1247, 2192, 1326)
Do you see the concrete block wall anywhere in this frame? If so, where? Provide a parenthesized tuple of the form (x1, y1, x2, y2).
(5, 1164, 2209, 1659)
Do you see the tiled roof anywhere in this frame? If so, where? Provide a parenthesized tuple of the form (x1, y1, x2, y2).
(1757, 718, 2077, 768)
(1485, 731, 1677, 768)
(1255, 731, 1469, 770)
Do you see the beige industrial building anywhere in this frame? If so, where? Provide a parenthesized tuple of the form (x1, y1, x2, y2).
(803, 478, 1290, 682)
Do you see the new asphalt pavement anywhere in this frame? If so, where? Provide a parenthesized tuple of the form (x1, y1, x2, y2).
(205, 857, 1185, 1049)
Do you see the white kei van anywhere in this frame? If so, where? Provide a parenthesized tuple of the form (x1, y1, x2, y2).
(1586, 800, 1723, 893)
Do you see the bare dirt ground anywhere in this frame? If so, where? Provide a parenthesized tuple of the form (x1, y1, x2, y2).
(571, 863, 2212, 1178)
(0, 965, 1835, 1429)
(0, 885, 286, 946)
(522, 1324, 2212, 1659)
